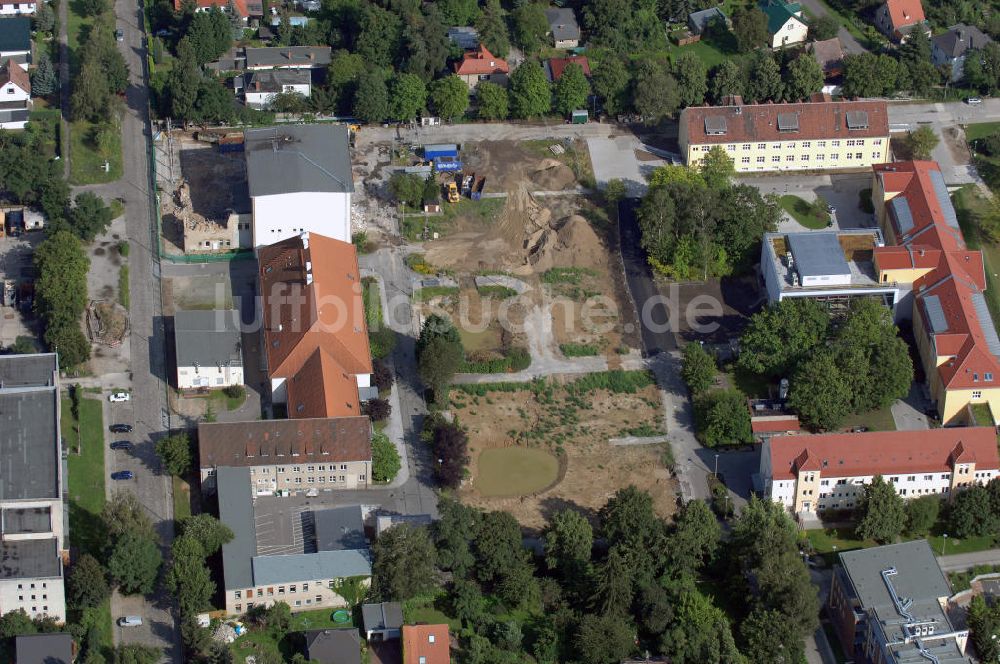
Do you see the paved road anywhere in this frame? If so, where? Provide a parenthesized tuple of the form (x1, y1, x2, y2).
(56, 0, 70, 178)
(796, 0, 867, 55)
(356, 120, 618, 148)
(937, 548, 1000, 572)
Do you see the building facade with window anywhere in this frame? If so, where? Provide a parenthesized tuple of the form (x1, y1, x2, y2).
(679, 98, 890, 173)
(760, 427, 999, 515)
(198, 417, 372, 493)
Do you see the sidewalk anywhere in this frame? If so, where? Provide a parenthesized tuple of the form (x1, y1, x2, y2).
(937, 548, 1000, 572)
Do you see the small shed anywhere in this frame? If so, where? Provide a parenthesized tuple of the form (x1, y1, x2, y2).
(423, 143, 458, 159)
(362, 602, 404, 640)
(687, 7, 727, 35)
(570, 109, 588, 124)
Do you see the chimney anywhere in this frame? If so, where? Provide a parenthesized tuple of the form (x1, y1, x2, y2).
(307, 51, 315, 60)
(254, 80, 260, 91)
(285, 50, 293, 59)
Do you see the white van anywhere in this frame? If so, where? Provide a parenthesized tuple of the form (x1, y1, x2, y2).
(118, 616, 143, 627)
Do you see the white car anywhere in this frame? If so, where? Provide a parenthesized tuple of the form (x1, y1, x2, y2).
(967, 97, 983, 105)
(108, 392, 131, 403)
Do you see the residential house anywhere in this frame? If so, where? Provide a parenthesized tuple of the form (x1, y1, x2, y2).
(257, 232, 373, 414)
(0, 17, 31, 69)
(0, 0, 35, 15)
(402, 625, 450, 664)
(447, 26, 479, 50)
(243, 69, 312, 109)
(809, 37, 845, 79)
(171, 0, 261, 21)
(173, 309, 244, 390)
(208, 46, 331, 72)
(0, 354, 66, 621)
(362, 602, 404, 640)
(679, 98, 890, 173)
(932, 24, 992, 82)
(15, 634, 74, 664)
(687, 7, 727, 36)
(0, 57, 30, 129)
(544, 7, 580, 49)
(545, 55, 590, 82)
(197, 417, 373, 492)
(761, 0, 808, 48)
(452, 44, 509, 91)
(218, 466, 372, 615)
(305, 629, 362, 664)
(760, 230, 904, 319)
(245, 126, 353, 246)
(829, 541, 970, 663)
(875, 0, 929, 42)
(760, 427, 999, 514)
(871, 160, 1000, 424)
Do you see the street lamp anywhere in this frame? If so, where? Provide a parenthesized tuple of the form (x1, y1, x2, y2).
(714, 454, 720, 479)
(941, 533, 948, 556)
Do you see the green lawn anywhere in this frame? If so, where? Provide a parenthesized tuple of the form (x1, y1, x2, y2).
(780, 195, 832, 230)
(401, 198, 505, 241)
(230, 610, 355, 660)
(475, 447, 559, 497)
(402, 595, 461, 632)
(953, 186, 1000, 331)
(413, 286, 460, 302)
(69, 120, 123, 185)
(964, 122, 1000, 142)
(62, 395, 107, 558)
(172, 475, 192, 521)
(842, 404, 897, 432)
(805, 525, 997, 563)
(362, 278, 383, 329)
(27, 109, 61, 160)
(971, 402, 995, 426)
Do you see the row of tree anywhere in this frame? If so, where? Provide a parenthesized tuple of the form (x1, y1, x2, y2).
(71, 18, 129, 123)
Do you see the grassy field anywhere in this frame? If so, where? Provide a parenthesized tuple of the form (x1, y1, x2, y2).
(842, 404, 897, 432)
(953, 186, 1000, 330)
(62, 395, 107, 557)
(172, 475, 192, 521)
(475, 447, 560, 497)
(69, 119, 123, 185)
(402, 595, 461, 632)
(805, 525, 997, 563)
(230, 609, 355, 660)
(965, 122, 1000, 142)
(362, 278, 383, 329)
(401, 198, 505, 241)
(780, 195, 832, 230)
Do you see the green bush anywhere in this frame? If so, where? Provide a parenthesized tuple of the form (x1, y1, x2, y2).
(560, 343, 600, 357)
(462, 347, 531, 373)
(117, 241, 129, 257)
(370, 327, 398, 359)
(859, 188, 874, 214)
(405, 253, 436, 275)
(477, 285, 518, 299)
(566, 370, 656, 395)
(541, 267, 596, 285)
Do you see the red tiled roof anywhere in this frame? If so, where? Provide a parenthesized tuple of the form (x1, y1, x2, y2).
(453, 45, 508, 76)
(769, 427, 999, 481)
(751, 417, 801, 433)
(285, 348, 360, 419)
(885, 0, 925, 29)
(0, 58, 28, 95)
(548, 55, 590, 81)
(682, 100, 889, 145)
(259, 233, 372, 419)
(173, 0, 253, 17)
(402, 625, 450, 664)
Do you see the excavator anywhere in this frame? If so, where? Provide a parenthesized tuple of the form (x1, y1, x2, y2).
(446, 181, 460, 203)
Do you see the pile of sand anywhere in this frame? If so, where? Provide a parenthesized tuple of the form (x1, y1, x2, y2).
(527, 214, 607, 272)
(531, 158, 575, 191)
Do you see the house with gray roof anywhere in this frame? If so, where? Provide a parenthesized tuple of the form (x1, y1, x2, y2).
(545, 8, 580, 49)
(244, 124, 354, 247)
(217, 466, 372, 616)
(245, 46, 331, 70)
(0, 17, 31, 69)
(174, 309, 244, 390)
(15, 633, 74, 664)
(0, 354, 66, 622)
(362, 601, 403, 640)
(687, 7, 727, 35)
(828, 540, 970, 663)
(305, 629, 361, 664)
(932, 24, 992, 82)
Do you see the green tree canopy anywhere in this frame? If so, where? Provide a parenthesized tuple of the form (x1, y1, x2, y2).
(905, 495, 941, 537)
(165, 535, 214, 617)
(476, 81, 509, 120)
(178, 513, 233, 555)
(738, 299, 829, 376)
(948, 485, 1000, 538)
(681, 342, 715, 395)
(788, 349, 852, 430)
(475, 0, 510, 57)
(429, 75, 469, 120)
(553, 63, 591, 116)
(855, 475, 906, 543)
(510, 61, 552, 119)
(372, 524, 437, 600)
(906, 125, 940, 160)
(371, 431, 402, 482)
(353, 68, 389, 124)
(673, 51, 707, 108)
(694, 389, 752, 447)
(544, 509, 593, 586)
(633, 59, 679, 123)
(155, 432, 193, 477)
(67, 554, 110, 609)
(474, 511, 535, 606)
(732, 6, 768, 52)
(102, 490, 154, 539)
(709, 59, 744, 103)
(574, 613, 636, 664)
(388, 72, 427, 121)
(592, 57, 630, 116)
(108, 532, 163, 595)
(784, 53, 824, 101)
(511, 3, 549, 53)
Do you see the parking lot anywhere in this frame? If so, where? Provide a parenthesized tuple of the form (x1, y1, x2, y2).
(0, 233, 42, 348)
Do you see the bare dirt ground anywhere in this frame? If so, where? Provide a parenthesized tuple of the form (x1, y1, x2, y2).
(162, 275, 233, 315)
(451, 379, 675, 531)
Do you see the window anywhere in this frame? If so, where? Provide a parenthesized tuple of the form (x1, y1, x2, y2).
(307, 466, 315, 472)
(318, 476, 325, 482)
(429, 635, 436, 643)
(293, 466, 301, 472)
(831, 153, 839, 160)
(802, 141, 811, 148)
(290, 585, 297, 593)
(308, 477, 316, 483)
(359, 474, 367, 482)
(278, 586, 285, 594)
(757, 143, 766, 149)
(832, 140, 840, 147)
(907, 476, 915, 481)
(340, 475, 346, 482)
(726, 144, 735, 151)
(924, 475, 933, 481)
(816, 154, 824, 161)
(787, 143, 796, 149)
(890, 476, 898, 483)
(817, 141, 826, 148)
(757, 156, 765, 163)
(801, 155, 809, 161)
(256, 589, 263, 597)
(973, 390, 983, 399)
(236, 604, 242, 612)
(420, 658, 427, 664)
(786, 155, 795, 161)
(267, 588, 274, 596)
(319, 465, 326, 471)
(277, 467, 285, 472)
(316, 595, 322, 603)
(941, 474, 949, 480)
(340, 464, 348, 470)
(742, 156, 751, 164)
(847, 152, 854, 160)
(295, 477, 303, 484)
(846, 139, 855, 147)
(303, 583, 309, 591)
(855, 152, 863, 159)
(772, 156, 780, 162)
(874, 139, 883, 145)
(235, 591, 242, 599)
(742, 144, 751, 150)
(857, 139, 865, 146)
(295, 600, 302, 607)
(701, 145, 710, 152)
(821, 480, 829, 486)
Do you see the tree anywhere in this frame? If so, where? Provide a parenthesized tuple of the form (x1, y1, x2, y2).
(165, 535, 214, 617)
(732, 6, 768, 52)
(78, 0, 108, 16)
(948, 485, 1000, 538)
(430, 419, 469, 489)
(739, 299, 829, 376)
(388, 72, 426, 121)
(102, 490, 154, 538)
(592, 57, 630, 116)
(112, 645, 161, 664)
(968, 595, 1000, 662)
(177, 514, 232, 556)
(544, 509, 593, 584)
(905, 495, 941, 537)
(660, 582, 745, 664)
(156, 432, 192, 477)
(437, 0, 479, 26)
(694, 389, 752, 447)
(165, 40, 201, 122)
(474, 511, 535, 605)
(416, 315, 464, 400)
(575, 614, 636, 664)
(553, 63, 590, 116)
(476, 81, 509, 120)
(509, 61, 551, 119)
(371, 431, 401, 482)
(450, 579, 486, 627)
(855, 475, 906, 543)
(699, 146, 735, 189)
(681, 342, 715, 394)
(34, 230, 91, 367)
(667, 499, 720, 576)
(475, 0, 510, 57)
(898, 30, 938, 95)
(788, 350, 852, 430)
(428, 75, 469, 120)
(434, 497, 480, 578)
(68, 192, 114, 242)
(185, 8, 232, 64)
(108, 532, 163, 595)
(673, 51, 707, 108)
(965, 43, 1000, 94)
(809, 15, 839, 41)
(0, 610, 36, 641)
(68, 554, 110, 609)
(389, 172, 426, 208)
(745, 50, 783, 103)
(709, 60, 744, 103)
(372, 358, 394, 393)
(33, 3, 55, 33)
(592, 545, 634, 616)
(833, 300, 913, 413)
(353, 69, 389, 124)
(511, 3, 549, 54)
(71, 56, 109, 122)
(784, 53, 824, 101)
(372, 524, 437, 600)
(363, 397, 391, 421)
(906, 125, 940, 160)
(632, 59, 679, 123)
(30, 54, 57, 97)
(740, 608, 800, 664)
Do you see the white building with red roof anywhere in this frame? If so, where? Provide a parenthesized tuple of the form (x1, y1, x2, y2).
(0, 58, 30, 129)
(874, 0, 929, 42)
(452, 44, 508, 91)
(761, 427, 999, 514)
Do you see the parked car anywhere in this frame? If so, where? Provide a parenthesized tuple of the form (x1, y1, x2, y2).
(111, 471, 134, 480)
(108, 392, 130, 403)
(966, 97, 983, 105)
(118, 616, 143, 627)
(109, 424, 133, 433)
(115, 28, 124, 41)
(109, 441, 133, 451)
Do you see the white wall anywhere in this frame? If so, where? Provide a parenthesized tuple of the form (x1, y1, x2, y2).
(245, 84, 311, 109)
(0, 2, 35, 14)
(771, 17, 808, 48)
(252, 191, 351, 248)
(177, 364, 245, 390)
(801, 272, 852, 287)
(0, 575, 65, 622)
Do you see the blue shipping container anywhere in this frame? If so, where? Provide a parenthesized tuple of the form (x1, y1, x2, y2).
(424, 143, 458, 159)
(434, 156, 462, 172)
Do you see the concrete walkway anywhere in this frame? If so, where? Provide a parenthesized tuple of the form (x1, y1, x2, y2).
(937, 548, 1000, 572)
(891, 385, 930, 431)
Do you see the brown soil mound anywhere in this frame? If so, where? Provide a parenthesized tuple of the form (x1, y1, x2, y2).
(528, 214, 607, 272)
(531, 158, 575, 190)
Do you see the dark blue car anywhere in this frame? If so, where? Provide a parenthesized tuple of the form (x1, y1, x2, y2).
(109, 441, 133, 451)
(111, 471, 134, 480)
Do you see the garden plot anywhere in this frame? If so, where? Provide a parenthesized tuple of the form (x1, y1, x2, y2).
(450, 371, 674, 530)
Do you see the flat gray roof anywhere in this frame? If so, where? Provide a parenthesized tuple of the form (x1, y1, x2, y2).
(788, 232, 851, 278)
(245, 125, 354, 197)
(0, 538, 61, 579)
(314, 506, 366, 552)
(245, 46, 331, 68)
(252, 549, 372, 585)
(174, 309, 243, 371)
(0, 355, 60, 501)
(15, 633, 73, 664)
(218, 466, 256, 590)
(2, 507, 51, 534)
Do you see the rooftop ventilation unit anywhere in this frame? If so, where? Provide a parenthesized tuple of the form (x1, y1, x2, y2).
(704, 116, 727, 135)
(777, 112, 800, 132)
(846, 110, 869, 130)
